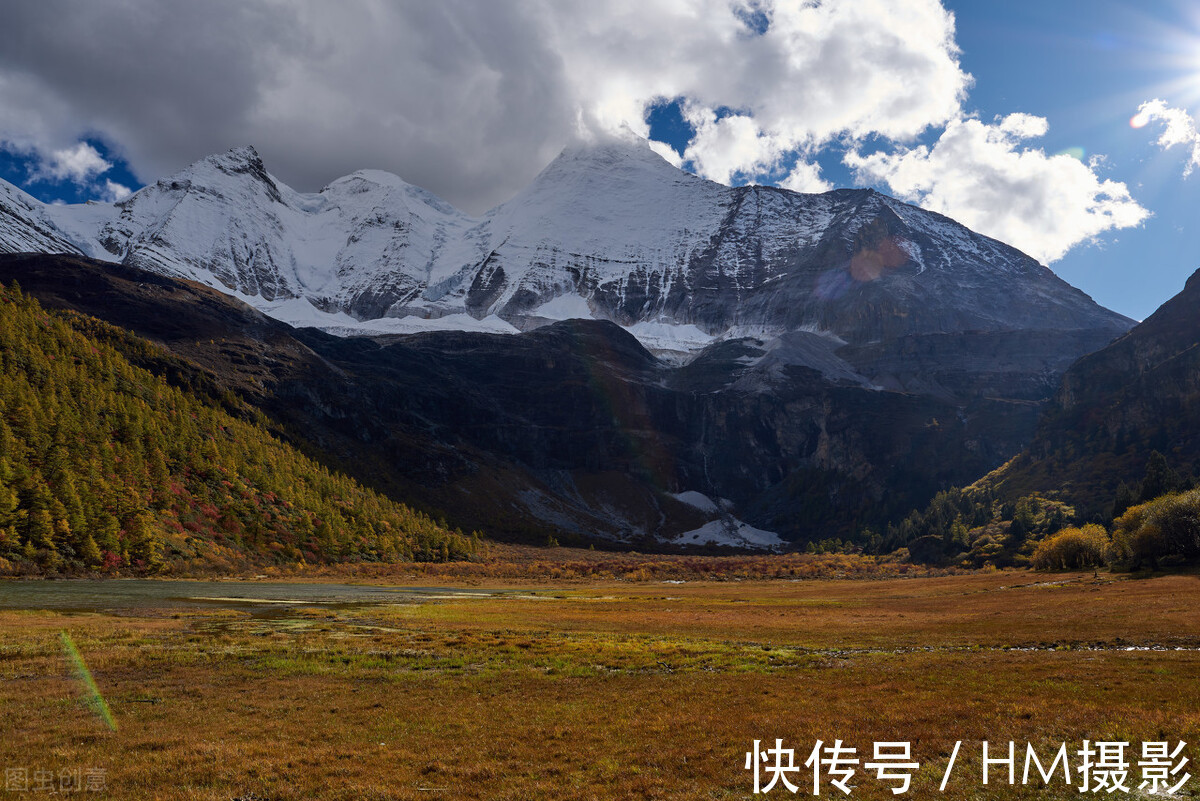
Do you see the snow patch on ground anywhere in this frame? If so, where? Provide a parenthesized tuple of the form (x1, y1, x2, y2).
(626, 321, 715, 352)
(898, 237, 926, 274)
(41, 201, 121, 262)
(534, 293, 593, 320)
(720, 323, 845, 345)
(669, 491, 720, 514)
(262, 299, 719, 353)
(676, 519, 784, 550)
(256, 295, 520, 336)
(257, 296, 355, 327)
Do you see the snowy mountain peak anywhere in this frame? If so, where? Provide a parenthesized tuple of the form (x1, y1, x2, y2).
(323, 169, 468, 220)
(0, 137, 1131, 349)
(528, 133, 712, 197)
(550, 131, 690, 172)
(204, 144, 267, 175)
(157, 145, 281, 201)
(331, 169, 412, 190)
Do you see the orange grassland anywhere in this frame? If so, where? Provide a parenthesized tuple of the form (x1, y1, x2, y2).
(3, 566, 1200, 800)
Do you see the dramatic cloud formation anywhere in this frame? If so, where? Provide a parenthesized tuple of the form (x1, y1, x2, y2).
(845, 115, 1150, 264)
(0, 0, 1148, 261)
(1131, 99, 1200, 175)
(557, 0, 969, 181)
(0, 0, 966, 213)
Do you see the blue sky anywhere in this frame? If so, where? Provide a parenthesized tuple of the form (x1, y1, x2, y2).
(3, 0, 1200, 322)
(0, 138, 139, 205)
(947, 0, 1200, 320)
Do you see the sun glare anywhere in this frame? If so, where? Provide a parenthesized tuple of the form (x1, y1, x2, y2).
(1123, 2, 1200, 111)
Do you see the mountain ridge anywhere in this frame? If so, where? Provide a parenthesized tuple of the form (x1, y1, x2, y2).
(983, 265, 1200, 518)
(0, 136, 1130, 357)
(0, 140, 1141, 549)
(0, 251, 1110, 550)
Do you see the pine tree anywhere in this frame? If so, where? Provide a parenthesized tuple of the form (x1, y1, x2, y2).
(79, 533, 102, 566)
(1139, 451, 1187, 503)
(1009, 497, 1036, 541)
(125, 512, 163, 571)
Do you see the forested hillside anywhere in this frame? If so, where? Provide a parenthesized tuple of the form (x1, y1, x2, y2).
(978, 268, 1200, 521)
(0, 282, 477, 575)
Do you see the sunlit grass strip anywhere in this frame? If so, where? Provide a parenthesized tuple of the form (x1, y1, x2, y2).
(60, 631, 117, 732)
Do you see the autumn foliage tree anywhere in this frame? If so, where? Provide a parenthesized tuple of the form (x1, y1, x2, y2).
(0, 282, 477, 575)
(1030, 524, 1110, 570)
(1112, 488, 1200, 569)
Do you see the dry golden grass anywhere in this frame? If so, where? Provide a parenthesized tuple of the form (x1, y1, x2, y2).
(235, 546, 945, 583)
(2, 570, 1199, 799)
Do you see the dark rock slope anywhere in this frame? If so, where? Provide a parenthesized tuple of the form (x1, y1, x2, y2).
(0, 252, 1122, 547)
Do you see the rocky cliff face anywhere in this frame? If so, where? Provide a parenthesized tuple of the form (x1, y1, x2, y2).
(0, 253, 1111, 548)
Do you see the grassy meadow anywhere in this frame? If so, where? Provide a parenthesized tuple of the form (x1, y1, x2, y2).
(3, 563, 1200, 799)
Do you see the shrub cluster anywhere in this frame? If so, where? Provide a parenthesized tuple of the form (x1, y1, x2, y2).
(1112, 489, 1200, 568)
(1029, 524, 1110, 570)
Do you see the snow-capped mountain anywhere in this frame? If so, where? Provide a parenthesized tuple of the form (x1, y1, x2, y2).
(0, 135, 1130, 352)
(453, 139, 1131, 345)
(0, 179, 86, 255)
(32, 147, 493, 326)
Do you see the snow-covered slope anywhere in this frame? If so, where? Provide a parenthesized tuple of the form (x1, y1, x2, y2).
(0, 180, 86, 256)
(444, 135, 1131, 346)
(37, 147, 479, 321)
(0, 135, 1131, 351)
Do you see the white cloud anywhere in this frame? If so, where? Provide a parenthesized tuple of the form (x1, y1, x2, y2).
(846, 114, 1149, 264)
(102, 179, 132, 202)
(647, 139, 683, 168)
(779, 160, 832, 193)
(34, 142, 111, 183)
(997, 112, 1048, 139)
(681, 110, 781, 184)
(1131, 99, 1200, 175)
(556, 0, 969, 186)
